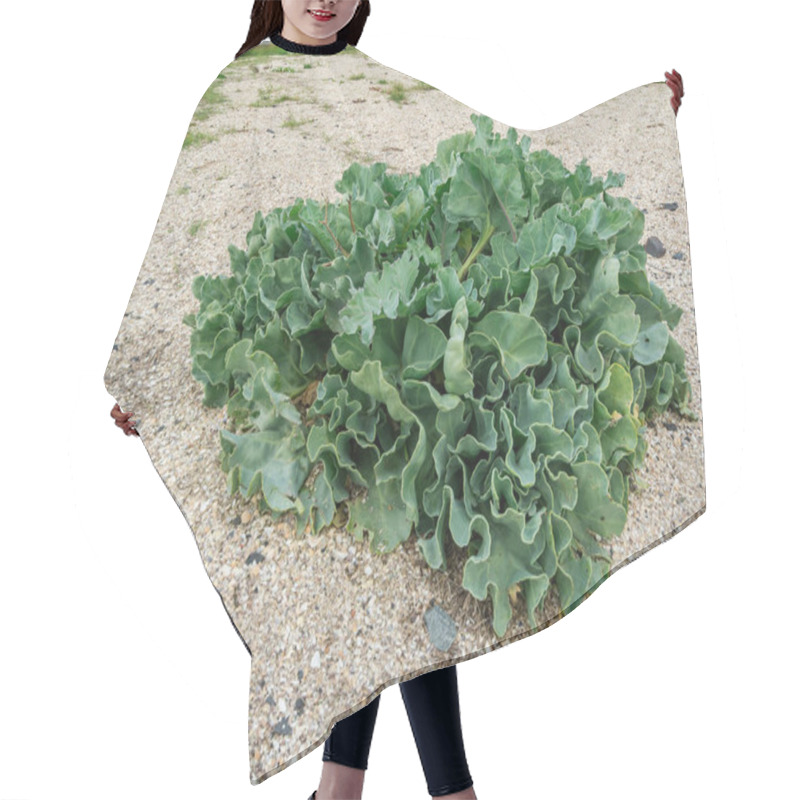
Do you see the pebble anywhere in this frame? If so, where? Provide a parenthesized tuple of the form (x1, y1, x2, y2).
(424, 603, 458, 651)
(645, 236, 666, 257)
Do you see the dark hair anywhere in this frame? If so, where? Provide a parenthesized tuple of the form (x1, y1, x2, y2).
(235, 1, 371, 59)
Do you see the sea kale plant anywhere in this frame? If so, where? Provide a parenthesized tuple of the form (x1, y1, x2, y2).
(183, 114, 696, 637)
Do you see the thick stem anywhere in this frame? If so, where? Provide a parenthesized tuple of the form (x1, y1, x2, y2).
(458, 221, 496, 281)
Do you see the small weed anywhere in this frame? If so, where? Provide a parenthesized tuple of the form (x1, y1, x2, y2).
(272, 65, 296, 73)
(188, 220, 207, 237)
(194, 76, 228, 121)
(237, 43, 284, 63)
(303, 62, 313, 69)
(251, 87, 300, 107)
(348, 72, 366, 80)
(281, 115, 314, 129)
(387, 82, 407, 104)
(183, 129, 217, 149)
(376, 79, 388, 85)
(176, 185, 191, 195)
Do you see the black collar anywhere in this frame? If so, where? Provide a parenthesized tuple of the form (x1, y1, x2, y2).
(269, 31, 349, 56)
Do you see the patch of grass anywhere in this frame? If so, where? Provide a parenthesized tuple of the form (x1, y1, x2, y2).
(188, 220, 207, 237)
(194, 74, 228, 121)
(322, 102, 334, 112)
(376, 79, 388, 85)
(281, 114, 314, 129)
(238, 43, 356, 62)
(387, 82, 408, 104)
(341, 135, 370, 163)
(250, 86, 301, 107)
(348, 72, 366, 80)
(303, 62, 313, 69)
(176, 185, 191, 195)
(414, 80, 435, 91)
(236, 43, 285, 63)
(272, 65, 296, 73)
(182, 130, 217, 149)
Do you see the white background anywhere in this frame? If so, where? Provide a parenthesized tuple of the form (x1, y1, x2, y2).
(1, 1, 795, 798)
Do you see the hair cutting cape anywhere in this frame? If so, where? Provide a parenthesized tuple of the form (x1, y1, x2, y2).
(104, 38, 706, 786)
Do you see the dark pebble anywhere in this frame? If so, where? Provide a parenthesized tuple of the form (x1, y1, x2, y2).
(272, 717, 292, 735)
(246, 550, 265, 565)
(645, 236, 666, 257)
(659, 202, 679, 211)
(672, 252, 685, 260)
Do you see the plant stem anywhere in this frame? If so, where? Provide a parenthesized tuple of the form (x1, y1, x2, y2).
(458, 221, 495, 281)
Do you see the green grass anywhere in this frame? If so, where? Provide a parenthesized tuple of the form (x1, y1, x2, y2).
(250, 86, 301, 107)
(235, 43, 286, 63)
(237, 43, 355, 62)
(340, 134, 370, 163)
(348, 72, 366, 80)
(194, 74, 228, 121)
(387, 82, 407, 104)
(182, 130, 217, 149)
(188, 220, 207, 237)
(281, 114, 314, 129)
(181, 72, 231, 148)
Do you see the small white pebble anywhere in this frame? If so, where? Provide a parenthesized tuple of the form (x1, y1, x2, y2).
(311, 651, 321, 668)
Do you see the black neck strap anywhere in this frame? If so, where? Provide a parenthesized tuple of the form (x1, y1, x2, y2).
(269, 31, 349, 56)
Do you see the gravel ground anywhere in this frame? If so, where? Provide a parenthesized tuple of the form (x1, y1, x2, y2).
(103, 44, 705, 786)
